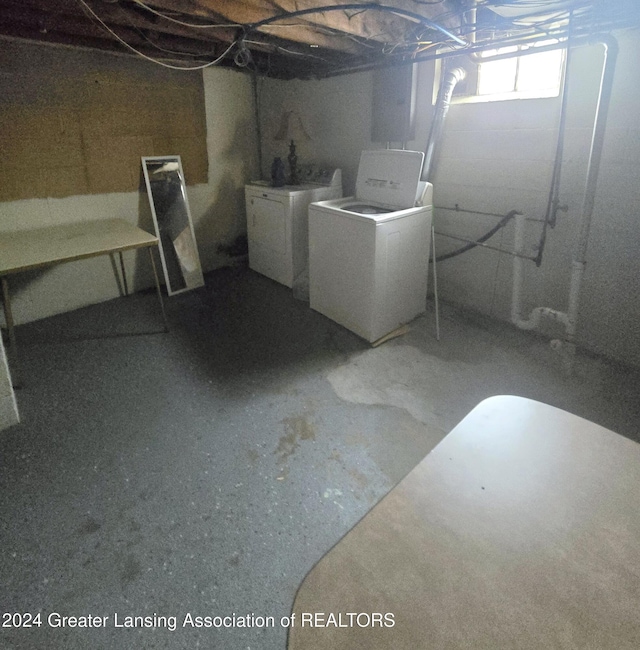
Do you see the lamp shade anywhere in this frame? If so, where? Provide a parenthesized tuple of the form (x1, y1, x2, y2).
(274, 110, 311, 142)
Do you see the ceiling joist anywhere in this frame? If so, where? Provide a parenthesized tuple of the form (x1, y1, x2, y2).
(0, 1, 638, 79)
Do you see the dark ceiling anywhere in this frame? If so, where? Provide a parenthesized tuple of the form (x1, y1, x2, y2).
(0, 1, 639, 79)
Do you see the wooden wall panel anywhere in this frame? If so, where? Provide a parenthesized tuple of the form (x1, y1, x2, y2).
(0, 40, 208, 202)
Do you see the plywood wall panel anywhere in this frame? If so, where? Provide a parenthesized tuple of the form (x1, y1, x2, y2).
(0, 41, 208, 202)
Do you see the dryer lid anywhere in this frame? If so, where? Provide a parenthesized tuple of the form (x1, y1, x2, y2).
(355, 150, 425, 209)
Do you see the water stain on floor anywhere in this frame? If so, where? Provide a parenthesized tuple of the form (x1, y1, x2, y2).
(349, 468, 369, 490)
(275, 416, 316, 462)
(120, 554, 142, 587)
(326, 344, 476, 430)
(78, 517, 101, 536)
(247, 448, 260, 465)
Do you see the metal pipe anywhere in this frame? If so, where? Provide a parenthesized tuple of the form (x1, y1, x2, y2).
(322, 32, 579, 79)
(433, 209, 521, 262)
(436, 205, 544, 222)
(431, 224, 440, 341)
(321, 15, 634, 79)
(511, 213, 527, 325)
(251, 72, 263, 178)
(574, 35, 618, 268)
(511, 214, 569, 330)
(466, 38, 571, 64)
(436, 230, 536, 261)
(535, 39, 573, 268)
(558, 35, 617, 357)
(511, 35, 619, 367)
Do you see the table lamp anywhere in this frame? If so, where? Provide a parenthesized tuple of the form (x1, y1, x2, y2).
(274, 110, 311, 185)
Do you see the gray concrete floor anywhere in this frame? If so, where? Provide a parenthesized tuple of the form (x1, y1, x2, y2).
(1, 266, 639, 650)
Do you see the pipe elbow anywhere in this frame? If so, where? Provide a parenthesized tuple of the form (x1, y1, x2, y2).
(590, 33, 619, 57)
(512, 307, 569, 332)
(512, 314, 540, 331)
(447, 67, 467, 84)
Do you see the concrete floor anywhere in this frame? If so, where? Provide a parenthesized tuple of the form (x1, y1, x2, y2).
(1, 266, 639, 650)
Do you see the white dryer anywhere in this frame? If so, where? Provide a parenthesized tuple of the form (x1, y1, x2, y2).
(245, 167, 342, 288)
(309, 150, 432, 343)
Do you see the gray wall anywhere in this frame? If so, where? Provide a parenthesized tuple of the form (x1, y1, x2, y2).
(257, 72, 377, 195)
(0, 43, 259, 326)
(258, 30, 640, 367)
(2, 31, 639, 368)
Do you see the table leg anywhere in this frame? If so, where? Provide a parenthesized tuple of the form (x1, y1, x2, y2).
(118, 251, 129, 296)
(1, 276, 21, 387)
(149, 247, 169, 332)
(431, 224, 440, 342)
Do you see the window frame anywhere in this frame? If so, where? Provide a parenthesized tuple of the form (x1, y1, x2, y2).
(445, 42, 566, 105)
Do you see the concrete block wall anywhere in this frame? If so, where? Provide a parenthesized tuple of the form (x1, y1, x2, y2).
(257, 73, 375, 194)
(2, 31, 638, 368)
(432, 34, 640, 364)
(258, 29, 640, 367)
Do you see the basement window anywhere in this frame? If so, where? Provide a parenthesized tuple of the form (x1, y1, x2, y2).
(453, 42, 565, 103)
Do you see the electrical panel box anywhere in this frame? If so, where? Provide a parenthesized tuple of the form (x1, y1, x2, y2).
(372, 64, 417, 143)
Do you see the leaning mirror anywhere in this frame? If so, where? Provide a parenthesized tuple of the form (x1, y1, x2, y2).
(142, 155, 204, 296)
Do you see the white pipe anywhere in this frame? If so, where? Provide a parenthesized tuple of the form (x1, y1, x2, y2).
(512, 213, 569, 330)
(563, 36, 618, 348)
(556, 259, 585, 357)
(511, 36, 617, 364)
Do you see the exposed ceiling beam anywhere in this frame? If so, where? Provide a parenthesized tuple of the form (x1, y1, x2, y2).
(1, 1, 637, 80)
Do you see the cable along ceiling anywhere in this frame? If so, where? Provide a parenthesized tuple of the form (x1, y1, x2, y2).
(0, 1, 637, 77)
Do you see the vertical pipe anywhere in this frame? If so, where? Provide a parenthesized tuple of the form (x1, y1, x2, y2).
(511, 36, 618, 368)
(431, 224, 440, 341)
(251, 72, 263, 177)
(535, 42, 573, 267)
(575, 37, 618, 265)
(511, 213, 527, 325)
(565, 35, 618, 349)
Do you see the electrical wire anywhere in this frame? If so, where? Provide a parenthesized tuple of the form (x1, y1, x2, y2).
(77, 0, 471, 74)
(446, 0, 635, 50)
(75, 0, 638, 77)
(76, 0, 237, 70)
(131, 0, 241, 30)
(242, 39, 331, 62)
(115, 3, 220, 58)
(245, 4, 468, 47)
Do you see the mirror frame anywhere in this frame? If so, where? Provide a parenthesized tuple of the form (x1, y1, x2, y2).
(141, 155, 204, 296)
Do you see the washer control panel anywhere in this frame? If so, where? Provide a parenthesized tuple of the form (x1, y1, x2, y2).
(297, 165, 341, 187)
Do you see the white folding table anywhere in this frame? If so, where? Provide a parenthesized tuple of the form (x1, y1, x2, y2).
(1, 218, 168, 382)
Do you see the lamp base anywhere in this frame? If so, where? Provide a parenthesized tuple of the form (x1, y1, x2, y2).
(288, 139, 299, 185)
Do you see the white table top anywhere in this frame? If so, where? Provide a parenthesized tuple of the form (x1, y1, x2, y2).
(0, 219, 158, 275)
(289, 395, 640, 649)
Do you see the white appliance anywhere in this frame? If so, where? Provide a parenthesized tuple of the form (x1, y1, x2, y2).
(309, 150, 432, 343)
(245, 166, 342, 288)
